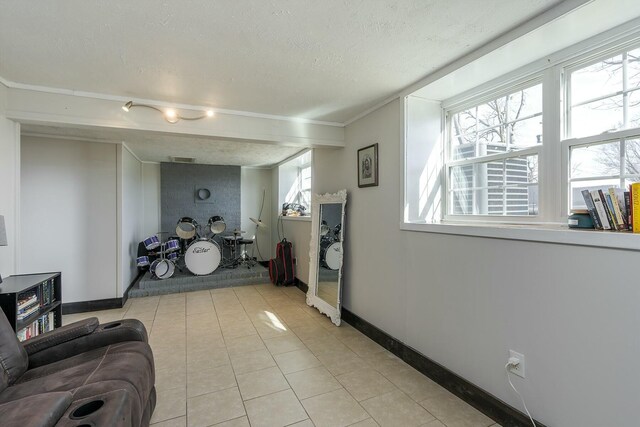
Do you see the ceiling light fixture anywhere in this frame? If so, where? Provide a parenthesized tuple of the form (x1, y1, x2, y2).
(121, 101, 215, 124)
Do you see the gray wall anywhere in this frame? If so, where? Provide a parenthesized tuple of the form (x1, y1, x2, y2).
(161, 163, 241, 239)
(313, 99, 640, 427)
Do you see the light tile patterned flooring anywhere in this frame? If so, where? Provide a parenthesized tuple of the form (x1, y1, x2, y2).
(63, 284, 502, 427)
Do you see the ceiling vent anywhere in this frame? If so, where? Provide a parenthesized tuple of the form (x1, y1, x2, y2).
(170, 156, 196, 164)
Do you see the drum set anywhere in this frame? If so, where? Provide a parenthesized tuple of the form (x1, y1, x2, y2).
(319, 222, 341, 270)
(136, 216, 257, 280)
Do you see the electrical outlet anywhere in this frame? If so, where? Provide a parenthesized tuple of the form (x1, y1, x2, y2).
(508, 350, 525, 378)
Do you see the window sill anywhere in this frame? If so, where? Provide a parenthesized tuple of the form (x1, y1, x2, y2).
(280, 215, 312, 222)
(401, 221, 640, 251)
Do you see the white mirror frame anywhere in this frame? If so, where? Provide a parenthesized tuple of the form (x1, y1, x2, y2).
(307, 189, 347, 326)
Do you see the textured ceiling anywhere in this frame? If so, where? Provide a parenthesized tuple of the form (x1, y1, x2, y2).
(0, 0, 562, 123)
(21, 124, 303, 167)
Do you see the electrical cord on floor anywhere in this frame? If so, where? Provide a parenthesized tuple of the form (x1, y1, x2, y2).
(505, 361, 537, 427)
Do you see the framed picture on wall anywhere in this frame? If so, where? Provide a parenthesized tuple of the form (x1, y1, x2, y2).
(357, 143, 378, 188)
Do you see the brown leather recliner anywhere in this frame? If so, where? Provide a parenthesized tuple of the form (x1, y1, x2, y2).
(0, 309, 156, 427)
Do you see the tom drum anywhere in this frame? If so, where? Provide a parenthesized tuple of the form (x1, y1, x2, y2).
(176, 217, 199, 240)
(164, 239, 180, 253)
(143, 235, 161, 250)
(207, 215, 226, 235)
(150, 259, 175, 280)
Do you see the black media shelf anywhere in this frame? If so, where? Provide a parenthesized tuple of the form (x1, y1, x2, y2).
(0, 272, 62, 341)
(16, 300, 62, 331)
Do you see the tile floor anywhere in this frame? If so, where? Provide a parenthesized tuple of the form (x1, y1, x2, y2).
(63, 283, 502, 427)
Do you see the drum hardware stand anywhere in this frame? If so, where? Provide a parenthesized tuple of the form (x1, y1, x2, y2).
(235, 239, 256, 269)
(220, 229, 249, 269)
(221, 239, 239, 269)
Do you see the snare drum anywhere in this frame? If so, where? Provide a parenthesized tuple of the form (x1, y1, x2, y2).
(176, 217, 198, 239)
(320, 239, 341, 270)
(143, 235, 161, 250)
(208, 215, 226, 235)
(167, 252, 178, 261)
(151, 259, 175, 280)
(136, 256, 150, 267)
(164, 239, 180, 253)
(222, 235, 242, 245)
(185, 239, 221, 275)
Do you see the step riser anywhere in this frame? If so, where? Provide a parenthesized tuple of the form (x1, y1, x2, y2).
(129, 277, 270, 298)
(138, 267, 269, 290)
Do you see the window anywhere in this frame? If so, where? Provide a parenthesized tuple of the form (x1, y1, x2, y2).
(297, 163, 312, 208)
(404, 26, 640, 237)
(278, 150, 313, 215)
(566, 47, 640, 210)
(446, 83, 542, 217)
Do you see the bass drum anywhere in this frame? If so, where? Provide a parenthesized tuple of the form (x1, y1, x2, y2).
(185, 239, 221, 275)
(320, 239, 341, 270)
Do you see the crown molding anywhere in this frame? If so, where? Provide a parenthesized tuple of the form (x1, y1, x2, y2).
(121, 141, 144, 163)
(0, 76, 345, 128)
(21, 130, 120, 145)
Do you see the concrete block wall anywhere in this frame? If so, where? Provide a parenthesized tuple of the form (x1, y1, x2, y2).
(160, 163, 241, 240)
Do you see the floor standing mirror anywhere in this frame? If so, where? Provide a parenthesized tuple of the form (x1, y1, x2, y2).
(307, 190, 346, 326)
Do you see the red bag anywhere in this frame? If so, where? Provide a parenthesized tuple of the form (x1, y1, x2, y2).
(269, 257, 284, 285)
(276, 239, 295, 286)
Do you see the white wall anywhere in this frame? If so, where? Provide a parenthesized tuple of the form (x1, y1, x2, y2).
(280, 219, 311, 284)
(313, 99, 640, 427)
(141, 162, 161, 239)
(0, 113, 19, 280)
(278, 161, 299, 210)
(241, 167, 272, 261)
(271, 166, 313, 283)
(271, 167, 279, 260)
(20, 136, 118, 303)
(315, 102, 408, 341)
(119, 146, 143, 296)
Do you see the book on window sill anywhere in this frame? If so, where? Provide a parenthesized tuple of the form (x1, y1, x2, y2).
(603, 191, 623, 230)
(625, 191, 632, 230)
(632, 183, 640, 233)
(590, 190, 612, 230)
(608, 188, 627, 230)
(598, 190, 618, 230)
(581, 189, 602, 229)
(581, 185, 640, 232)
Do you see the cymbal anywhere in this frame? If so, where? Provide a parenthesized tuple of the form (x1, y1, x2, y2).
(250, 217, 268, 228)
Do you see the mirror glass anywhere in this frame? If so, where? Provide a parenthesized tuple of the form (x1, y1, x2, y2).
(315, 203, 342, 307)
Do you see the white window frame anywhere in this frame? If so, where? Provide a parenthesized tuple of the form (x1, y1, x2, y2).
(437, 35, 640, 226)
(562, 42, 640, 211)
(278, 149, 313, 218)
(401, 25, 640, 251)
(443, 77, 545, 223)
(295, 162, 312, 209)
